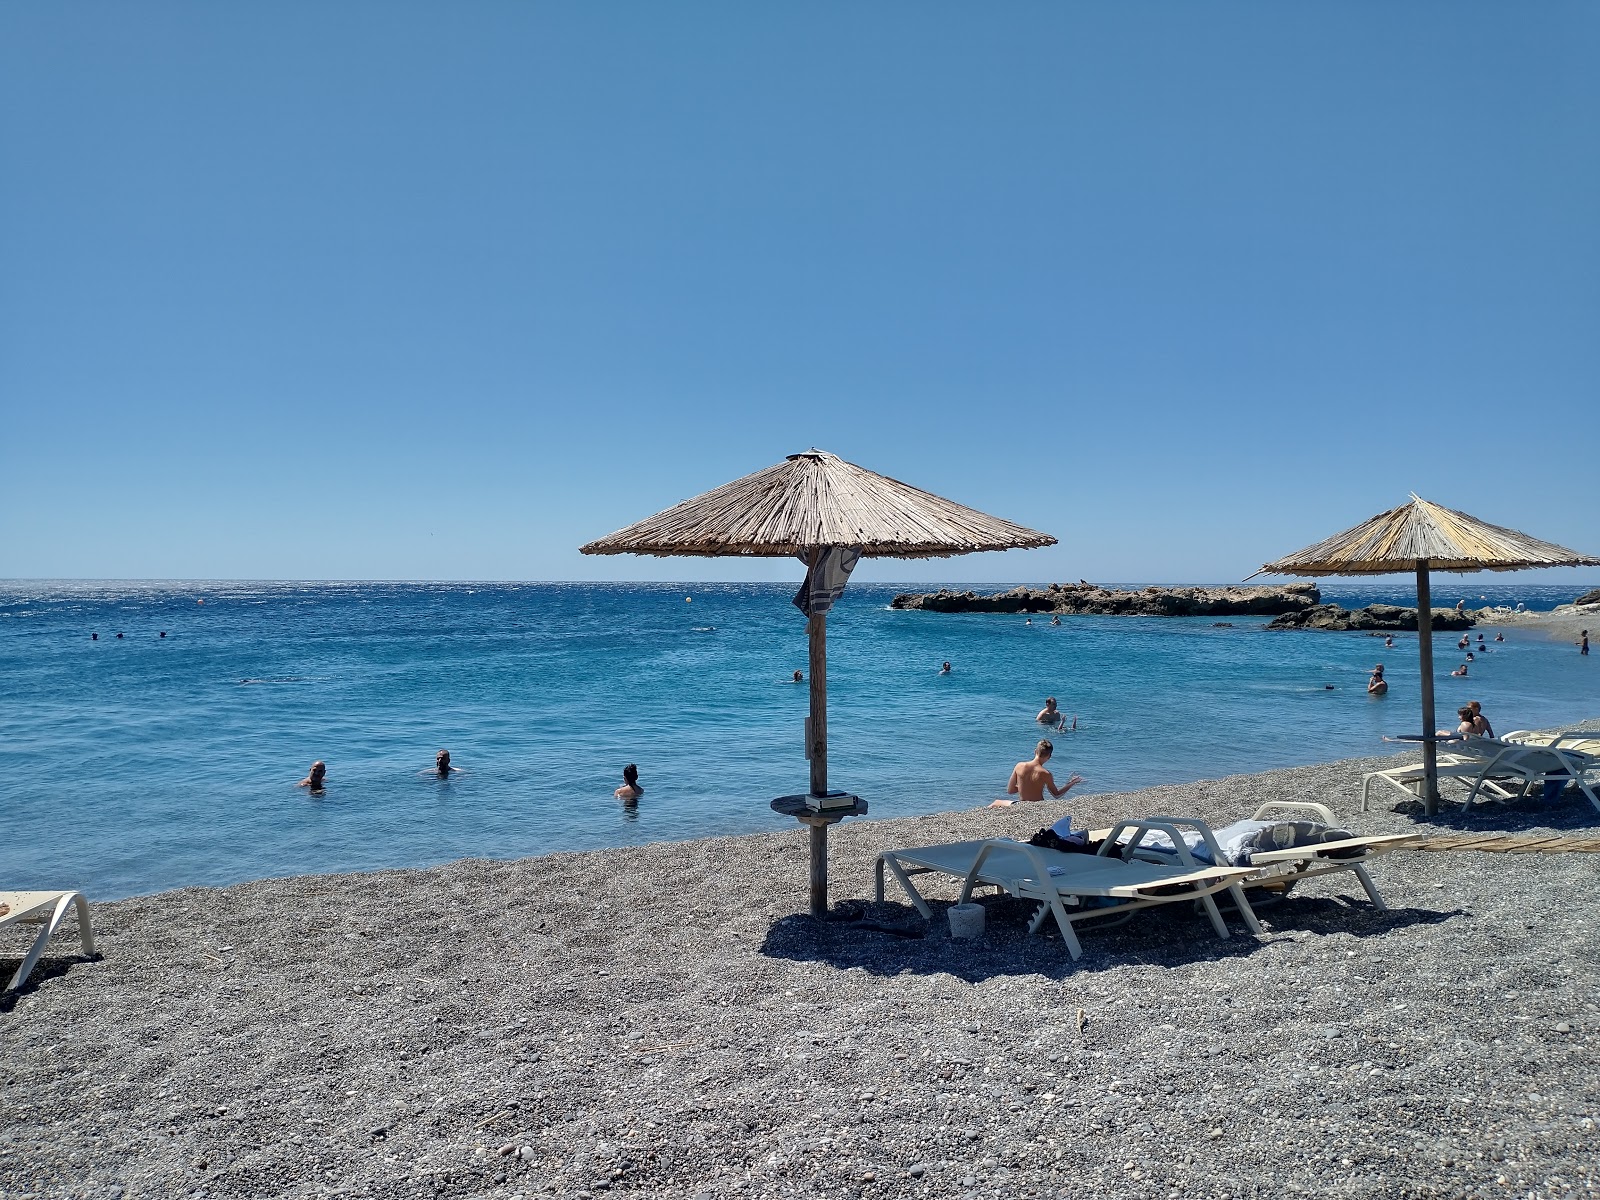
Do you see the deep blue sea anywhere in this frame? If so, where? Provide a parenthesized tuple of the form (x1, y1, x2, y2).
(2, 580, 1596, 899)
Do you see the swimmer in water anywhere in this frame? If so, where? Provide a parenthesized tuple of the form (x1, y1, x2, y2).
(1050, 614, 1061, 625)
(939, 661, 951, 674)
(614, 763, 643, 802)
(1036, 697, 1066, 730)
(425, 749, 461, 778)
(792, 670, 803, 683)
(1024, 618, 1033, 626)
(1384, 635, 1394, 648)
(1465, 652, 1475, 662)
(1367, 664, 1388, 695)
(1494, 632, 1504, 642)
(989, 739, 1082, 807)
(1452, 663, 1468, 677)
(297, 761, 327, 794)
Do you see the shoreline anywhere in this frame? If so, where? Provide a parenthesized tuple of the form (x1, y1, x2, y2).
(1474, 603, 1600, 644)
(4, 731, 1598, 1199)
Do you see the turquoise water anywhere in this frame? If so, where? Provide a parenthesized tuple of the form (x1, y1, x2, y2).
(2, 581, 1595, 899)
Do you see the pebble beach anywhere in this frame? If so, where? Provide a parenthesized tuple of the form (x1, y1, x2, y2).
(4, 732, 1600, 1200)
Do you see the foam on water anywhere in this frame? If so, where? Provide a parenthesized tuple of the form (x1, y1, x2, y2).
(1, 580, 1594, 898)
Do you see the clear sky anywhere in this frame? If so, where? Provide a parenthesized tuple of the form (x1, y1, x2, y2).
(3, 2, 1596, 587)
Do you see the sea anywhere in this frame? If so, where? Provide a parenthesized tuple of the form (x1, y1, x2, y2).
(2, 581, 1595, 900)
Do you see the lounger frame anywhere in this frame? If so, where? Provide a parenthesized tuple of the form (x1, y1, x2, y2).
(1, 890, 97, 995)
(875, 835, 1257, 960)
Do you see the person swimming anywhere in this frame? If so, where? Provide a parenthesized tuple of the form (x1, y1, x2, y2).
(428, 749, 460, 778)
(1452, 663, 1469, 677)
(1036, 697, 1065, 729)
(1384, 635, 1395, 648)
(1367, 664, 1388, 695)
(1050, 615, 1061, 625)
(615, 763, 643, 802)
(939, 661, 951, 674)
(792, 670, 804, 683)
(297, 761, 327, 794)
(1494, 631, 1504, 642)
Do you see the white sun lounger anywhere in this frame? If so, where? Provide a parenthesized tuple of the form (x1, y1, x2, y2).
(875, 837, 1258, 960)
(1361, 738, 1600, 814)
(1, 890, 98, 995)
(1101, 804, 1417, 911)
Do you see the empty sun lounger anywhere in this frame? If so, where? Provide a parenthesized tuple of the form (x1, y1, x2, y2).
(1102, 803, 1417, 911)
(1362, 738, 1600, 814)
(875, 838, 1257, 960)
(1, 890, 97, 995)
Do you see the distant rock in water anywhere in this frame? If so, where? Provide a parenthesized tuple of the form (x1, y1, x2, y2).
(890, 582, 1320, 617)
(1267, 604, 1475, 632)
(1574, 588, 1600, 607)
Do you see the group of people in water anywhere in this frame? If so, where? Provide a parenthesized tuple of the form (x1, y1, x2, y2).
(295, 749, 464, 796)
(1366, 628, 1509, 694)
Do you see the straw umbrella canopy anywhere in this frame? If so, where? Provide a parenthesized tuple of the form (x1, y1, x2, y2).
(1255, 495, 1600, 814)
(582, 449, 1055, 912)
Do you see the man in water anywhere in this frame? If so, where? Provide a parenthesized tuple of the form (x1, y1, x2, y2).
(1384, 635, 1395, 648)
(1036, 697, 1065, 729)
(430, 749, 460, 778)
(990, 739, 1082, 806)
(939, 661, 951, 674)
(1581, 630, 1590, 656)
(792, 670, 804, 683)
(297, 761, 327, 794)
(1367, 664, 1388, 695)
(1452, 663, 1469, 677)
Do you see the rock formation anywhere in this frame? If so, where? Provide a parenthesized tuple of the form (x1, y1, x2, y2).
(1266, 604, 1475, 632)
(890, 582, 1320, 617)
(1573, 588, 1600, 607)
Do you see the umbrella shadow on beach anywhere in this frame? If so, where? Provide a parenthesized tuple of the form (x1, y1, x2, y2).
(1384, 794, 1600, 834)
(760, 893, 1463, 983)
(762, 896, 1261, 983)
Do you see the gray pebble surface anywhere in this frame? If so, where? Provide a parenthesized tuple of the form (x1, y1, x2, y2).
(4, 729, 1599, 1200)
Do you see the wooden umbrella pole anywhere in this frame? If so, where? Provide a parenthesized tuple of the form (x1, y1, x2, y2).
(1416, 559, 1439, 815)
(808, 610, 828, 796)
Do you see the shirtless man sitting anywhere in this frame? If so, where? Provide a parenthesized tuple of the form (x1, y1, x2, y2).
(990, 740, 1082, 806)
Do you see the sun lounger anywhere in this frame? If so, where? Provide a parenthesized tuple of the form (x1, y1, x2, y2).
(1361, 737, 1600, 814)
(875, 837, 1258, 960)
(1100, 803, 1416, 911)
(1, 890, 97, 995)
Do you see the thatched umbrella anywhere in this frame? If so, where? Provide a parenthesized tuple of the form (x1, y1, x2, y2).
(1255, 495, 1599, 814)
(582, 449, 1055, 912)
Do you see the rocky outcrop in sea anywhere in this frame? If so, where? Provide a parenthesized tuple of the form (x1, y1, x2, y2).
(889, 582, 1319, 617)
(1266, 603, 1475, 632)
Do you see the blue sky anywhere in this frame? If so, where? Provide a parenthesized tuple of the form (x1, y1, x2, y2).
(3, 2, 1596, 586)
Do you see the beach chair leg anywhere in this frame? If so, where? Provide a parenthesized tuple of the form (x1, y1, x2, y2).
(5, 894, 90, 994)
(1351, 863, 1388, 911)
(1226, 883, 1263, 935)
(874, 858, 886, 903)
(878, 856, 933, 920)
(1197, 891, 1232, 940)
(1579, 781, 1600, 815)
(1048, 901, 1084, 960)
(1360, 775, 1373, 813)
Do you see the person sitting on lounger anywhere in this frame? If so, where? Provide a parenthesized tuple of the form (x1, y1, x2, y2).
(990, 739, 1082, 807)
(614, 763, 643, 802)
(297, 761, 327, 794)
(1367, 664, 1388, 695)
(1467, 701, 1494, 738)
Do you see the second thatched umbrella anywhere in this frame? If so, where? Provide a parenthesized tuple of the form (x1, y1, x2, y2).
(581, 449, 1055, 912)
(1256, 495, 1599, 814)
